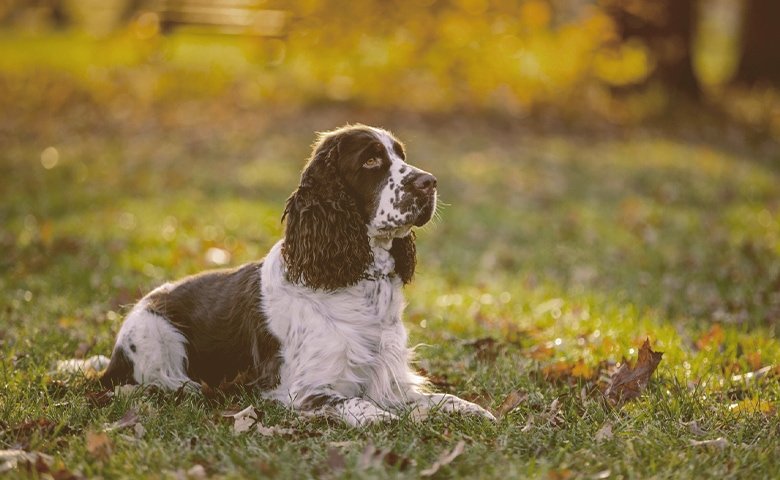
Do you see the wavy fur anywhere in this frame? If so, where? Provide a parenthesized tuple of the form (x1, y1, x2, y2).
(282, 138, 373, 290)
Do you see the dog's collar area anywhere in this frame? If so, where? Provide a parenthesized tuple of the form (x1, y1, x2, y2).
(362, 271, 397, 281)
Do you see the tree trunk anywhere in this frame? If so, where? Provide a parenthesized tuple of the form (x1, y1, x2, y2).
(732, 0, 780, 86)
(602, 0, 700, 98)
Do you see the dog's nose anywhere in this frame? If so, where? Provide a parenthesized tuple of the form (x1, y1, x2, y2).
(413, 173, 437, 193)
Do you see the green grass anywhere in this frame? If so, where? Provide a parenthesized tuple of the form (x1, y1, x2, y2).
(2, 76, 780, 477)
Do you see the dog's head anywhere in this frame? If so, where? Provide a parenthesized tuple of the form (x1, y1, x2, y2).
(282, 125, 437, 290)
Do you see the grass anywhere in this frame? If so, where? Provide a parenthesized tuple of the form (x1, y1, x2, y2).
(2, 58, 780, 479)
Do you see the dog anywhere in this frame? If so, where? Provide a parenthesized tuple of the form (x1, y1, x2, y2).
(92, 125, 495, 426)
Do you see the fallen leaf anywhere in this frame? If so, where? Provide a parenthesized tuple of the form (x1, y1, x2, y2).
(595, 422, 613, 442)
(420, 440, 466, 477)
(383, 451, 413, 471)
(690, 437, 730, 449)
(86, 431, 112, 461)
(571, 360, 594, 379)
(746, 351, 762, 371)
(51, 467, 85, 480)
(604, 339, 663, 405)
(103, 408, 139, 432)
(728, 398, 775, 415)
(134, 423, 146, 439)
(495, 390, 526, 417)
(542, 361, 573, 382)
(0, 450, 54, 474)
(226, 406, 293, 436)
(545, 398, 564, 427)
(527, 343, 554, 360)
(695, 324, 724, 351)
(229, 406, 258, 434)
(547, 468, 573, 480)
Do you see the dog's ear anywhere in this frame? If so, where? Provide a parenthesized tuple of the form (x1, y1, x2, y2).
(390, 232, 416, 284)
(282, 138, 373, 290)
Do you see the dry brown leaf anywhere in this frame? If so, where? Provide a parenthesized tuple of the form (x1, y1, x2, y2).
(229, 406, 258, 434)
(0, 450, 54, 474)
(604, 339, 663, 404)
(570, 360, 594, 379)
(547, 468, 573, 480)
(227, 406, 294, 436)
(695, 324, 724, 351)
(103, 408, 139, 432)
(527, 343, 555, 360)
(86, 431, 112, 461)
(420, 440, 466, 477)
(495, 390, 526, 417)
(545, 398, 565, 427)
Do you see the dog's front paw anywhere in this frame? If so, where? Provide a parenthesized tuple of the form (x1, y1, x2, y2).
(454, 399, 497, 422)
(420, 393, 497, 422)
(339, 398, 399, 427)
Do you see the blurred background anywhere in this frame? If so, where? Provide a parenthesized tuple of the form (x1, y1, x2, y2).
(2, 0, 780, 125)
(2, 0, 779, 350)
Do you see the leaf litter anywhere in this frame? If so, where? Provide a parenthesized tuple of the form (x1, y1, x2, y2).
(225, 405, 295, 436)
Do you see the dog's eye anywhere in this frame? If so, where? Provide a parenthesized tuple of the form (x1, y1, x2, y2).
(362, 157, 382, 169)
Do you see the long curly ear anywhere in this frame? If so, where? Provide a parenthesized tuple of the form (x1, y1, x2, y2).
(281, 143, 373, 290)
(390, 232, 416, 284)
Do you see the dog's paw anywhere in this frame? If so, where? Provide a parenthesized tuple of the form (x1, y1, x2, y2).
(453, 400, 497, 422)
(338, 398, 400, 427)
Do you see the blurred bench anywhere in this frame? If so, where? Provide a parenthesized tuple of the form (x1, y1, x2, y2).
(148, 0, 287, 36)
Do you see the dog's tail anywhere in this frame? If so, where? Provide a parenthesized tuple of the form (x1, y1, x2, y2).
(56, 348, 136, 388)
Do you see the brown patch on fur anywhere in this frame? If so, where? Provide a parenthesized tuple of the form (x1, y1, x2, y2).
(390, 233, 416, 284)
(145, 262, 281, 388)
(99, 347, 136, 388)
(282, 129, 375, 290)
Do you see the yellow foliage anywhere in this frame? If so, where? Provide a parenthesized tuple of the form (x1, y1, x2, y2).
(593, 39, 652, 86)
(728, 398, 775, 415)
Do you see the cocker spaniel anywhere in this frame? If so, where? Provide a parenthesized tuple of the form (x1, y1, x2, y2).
(94, 124, 495, 426)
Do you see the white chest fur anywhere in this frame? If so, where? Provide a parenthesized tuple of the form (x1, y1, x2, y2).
(261, 240, 419, 407)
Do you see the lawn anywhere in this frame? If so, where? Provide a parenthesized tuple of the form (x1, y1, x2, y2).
(2, 71, 780, 478)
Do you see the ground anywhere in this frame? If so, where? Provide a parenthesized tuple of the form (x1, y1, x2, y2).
(2, 95, 780, 478)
